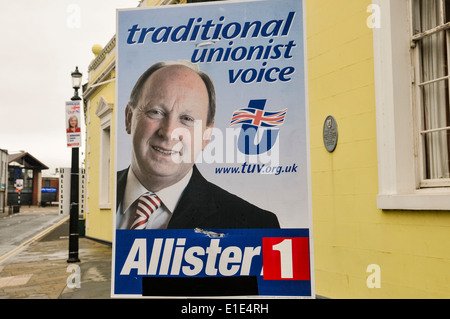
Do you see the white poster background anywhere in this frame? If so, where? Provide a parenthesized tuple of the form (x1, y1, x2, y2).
(115, 0, 311, 229)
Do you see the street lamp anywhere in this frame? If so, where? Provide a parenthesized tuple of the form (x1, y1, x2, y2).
(71, 66, 82, 101)
(67, 66, 82, 263)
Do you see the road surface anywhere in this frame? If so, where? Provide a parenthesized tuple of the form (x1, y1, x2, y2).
(0, 206, 67, 258)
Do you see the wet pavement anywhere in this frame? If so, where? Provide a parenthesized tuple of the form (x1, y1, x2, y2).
(0, 206, 112, 299)
(0, 206, 67, 257)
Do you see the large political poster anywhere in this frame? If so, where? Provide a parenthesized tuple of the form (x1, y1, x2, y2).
(112, 0, 313, 299)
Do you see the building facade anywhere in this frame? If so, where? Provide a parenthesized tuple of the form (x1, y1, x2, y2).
(41, 170, 60, 205)
(83, 36, 116, 242)
(83, 0, 450, 297)
(6, 151, 48, 207)
(307, 0, 450, 298)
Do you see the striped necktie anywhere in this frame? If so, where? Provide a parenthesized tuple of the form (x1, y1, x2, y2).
(130, 193, 162, 230)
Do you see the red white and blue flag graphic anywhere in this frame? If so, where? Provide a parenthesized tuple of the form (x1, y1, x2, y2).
(230, 107, 288, 128)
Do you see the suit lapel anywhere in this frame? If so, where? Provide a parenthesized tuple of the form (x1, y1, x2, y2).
(168, 166, 219, 229)
(116, 168, 128, 211)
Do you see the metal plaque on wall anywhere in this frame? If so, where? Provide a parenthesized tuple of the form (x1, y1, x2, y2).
(323, 115, 338, 152)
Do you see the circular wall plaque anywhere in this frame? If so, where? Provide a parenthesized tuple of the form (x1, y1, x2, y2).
(323, 116, 338, 152)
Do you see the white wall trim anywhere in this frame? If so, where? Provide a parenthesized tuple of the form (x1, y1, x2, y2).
(373, 0, 450, 210)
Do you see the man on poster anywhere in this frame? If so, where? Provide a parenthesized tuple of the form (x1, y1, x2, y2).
(116, 60, 280, 230)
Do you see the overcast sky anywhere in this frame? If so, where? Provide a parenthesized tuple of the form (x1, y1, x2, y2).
(0, 0, 140, 173)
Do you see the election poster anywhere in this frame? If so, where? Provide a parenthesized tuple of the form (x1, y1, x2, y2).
(112, 0, 313, 298)
(65, 100, 82, 148)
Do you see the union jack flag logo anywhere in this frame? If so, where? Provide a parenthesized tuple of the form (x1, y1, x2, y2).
(230, 108, 288, 128)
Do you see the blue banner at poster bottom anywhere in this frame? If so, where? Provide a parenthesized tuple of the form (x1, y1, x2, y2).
(114, 228, 311, 297)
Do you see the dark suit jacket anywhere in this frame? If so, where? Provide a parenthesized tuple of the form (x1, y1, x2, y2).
(116, 166, 280, 229)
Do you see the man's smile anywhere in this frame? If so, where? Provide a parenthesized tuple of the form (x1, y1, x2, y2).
(152, 145, 181, 156)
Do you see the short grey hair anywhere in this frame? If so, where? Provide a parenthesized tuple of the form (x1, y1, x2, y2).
(128, 60, 216, 126)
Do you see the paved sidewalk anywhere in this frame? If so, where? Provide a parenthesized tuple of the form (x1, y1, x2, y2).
(0, 206, 112, 299)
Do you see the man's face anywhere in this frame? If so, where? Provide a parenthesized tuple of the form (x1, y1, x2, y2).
(126, 65, 213, 190)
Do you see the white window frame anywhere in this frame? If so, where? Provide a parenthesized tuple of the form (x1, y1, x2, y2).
(373, 0, 450, 210)
(410, 0, 450, 187)
(96, 96, 113, 209)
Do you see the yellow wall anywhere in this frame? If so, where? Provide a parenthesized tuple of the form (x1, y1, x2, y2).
(145, 0, 187, 6)
(306, 0, 450, 298)
(145, 0, 163, 6)
(85, 74, 115, 243)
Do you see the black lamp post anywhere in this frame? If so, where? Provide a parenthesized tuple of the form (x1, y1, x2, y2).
(67, 66, 82, 263)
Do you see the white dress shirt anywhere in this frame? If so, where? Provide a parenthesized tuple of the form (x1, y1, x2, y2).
(116, 168, 192, 229)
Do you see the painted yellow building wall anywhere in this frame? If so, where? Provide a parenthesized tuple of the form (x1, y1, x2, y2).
(145, 0, 187, 6)
(84, 45, 116, 243)
(85, 84, 115, 242)
(306, 0, 450, 298)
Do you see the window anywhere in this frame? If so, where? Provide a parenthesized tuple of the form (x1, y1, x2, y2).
(99, 126, 111, 207)
(411, 0, 450, 187)
(96, 96, 113, 209)
(374, 0, 450, 210)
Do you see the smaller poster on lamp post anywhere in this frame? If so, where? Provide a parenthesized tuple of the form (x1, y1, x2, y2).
(65, 100, 82, 148)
